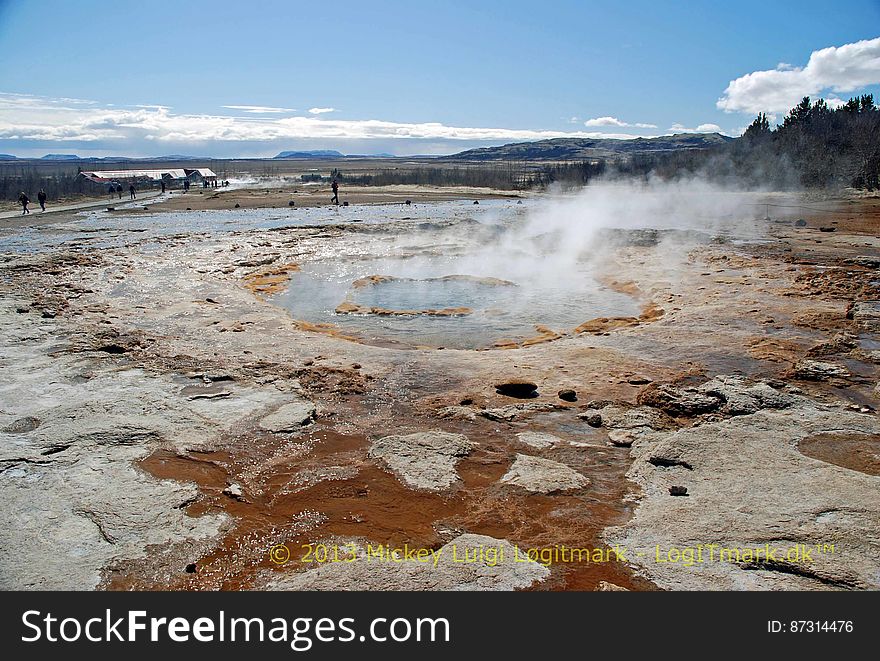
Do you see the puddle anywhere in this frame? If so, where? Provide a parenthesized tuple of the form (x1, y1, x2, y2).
(111, 425, 653, 591)
(799, 431, 880, 475)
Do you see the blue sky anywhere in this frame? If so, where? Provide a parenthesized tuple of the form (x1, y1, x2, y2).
(0, 0, 878, 157)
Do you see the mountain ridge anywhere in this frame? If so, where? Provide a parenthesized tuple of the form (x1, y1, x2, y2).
(443, 132, 735, 161)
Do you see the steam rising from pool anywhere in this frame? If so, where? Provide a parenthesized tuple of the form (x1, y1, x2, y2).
(272, 179, 759, 348)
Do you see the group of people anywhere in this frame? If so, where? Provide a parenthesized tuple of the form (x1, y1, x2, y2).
(17, 189, 47, 215)
(107, 182, 137, 200)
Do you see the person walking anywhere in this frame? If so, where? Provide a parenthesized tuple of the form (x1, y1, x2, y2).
(37, 189, 47, 212)
(331, 178, 339, 205)
(129, 183, 136, 200)
(108, 183, 116, 200)
(18, 191, 30, 215)
(116, 183, 123, 199)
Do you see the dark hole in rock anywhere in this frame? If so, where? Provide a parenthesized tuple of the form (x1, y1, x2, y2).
(41, 444, 71, 456)
(648, 456, 693, 470)
(558, 389, 578, 402)
(460, 397, 474, 405)
(184, 563, 197, 574)
(669, 485, 689, 496)
(495, 381, 539, 399)
(97, 344, 127, 354)
(288, 201, 296, 206)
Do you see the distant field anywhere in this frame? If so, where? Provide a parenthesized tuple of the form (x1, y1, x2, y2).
(0, 157, 578, 207)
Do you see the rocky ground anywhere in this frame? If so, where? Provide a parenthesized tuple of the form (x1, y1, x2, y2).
(1, 191, 879, 591)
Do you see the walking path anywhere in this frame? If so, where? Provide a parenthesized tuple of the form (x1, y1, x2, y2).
(0, 191, 163, 221)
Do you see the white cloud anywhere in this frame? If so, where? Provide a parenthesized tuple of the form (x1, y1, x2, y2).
(222, 105, 296, 114)
(308, 107, 336, 115)
(668, 123, 723, 133)
(717, 36, 880, 114)
(584, 116, 657, 128)
(0, 93, 661, 146)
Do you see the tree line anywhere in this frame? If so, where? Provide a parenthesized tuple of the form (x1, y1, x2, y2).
(617, 94, 880, 190)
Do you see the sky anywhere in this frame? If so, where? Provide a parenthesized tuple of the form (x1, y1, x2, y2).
(0, 0, 879, 158)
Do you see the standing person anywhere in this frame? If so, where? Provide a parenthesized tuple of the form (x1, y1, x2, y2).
(18, 191, 30, 215)
(108, 183, 116, 199)
(129, 183, 136, 200)
(161, 180, 166, 194)
(37, 189, 47, 211)
(116, 183, 123, 199)
(331, 178, 339, 205)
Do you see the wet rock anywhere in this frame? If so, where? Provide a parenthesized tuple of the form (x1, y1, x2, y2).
(557, 388, 578, 402)
(807, 331, 858, 357)
(845, 256, 880, 269)
(222, 483, 245, 501)
(258, 400, 316, 432)
(481, 402, 558, 421)
(1, 416, 41, 433)
(368, 430, 474, 491)
(495, 381, 538, 399)
(846, 300, 880, 329)
(236, 255, 278, 268)
(579, 404, 675, 431)
(609, 403, 880, 590)
(637, 383, 723, 416)
(436, 405, 478, 422)
(515, 431, 562, 449)
(698, 375, 795, 416)
(607, 429, 638, 447)
(264, 534, 549, 591)
(793, 359, 849, 381)
(668, 485, 688, 496)
(500, 454, 589, 493)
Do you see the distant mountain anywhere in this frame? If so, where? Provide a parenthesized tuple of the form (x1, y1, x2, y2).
(273, 150, 345, 159)
(41, 153, 81, 160)
(444, 133, 735, 161)
(150, 154, 204, 161)
(0, 154, 17, 160)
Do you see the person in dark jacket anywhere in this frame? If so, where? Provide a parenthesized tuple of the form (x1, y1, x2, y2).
(116, 183, 123, 199)
(129, 183, 136, 200)
(37, 189, 47, 211)
(18, 192, 30, 215)
(331, 179, 339, 205)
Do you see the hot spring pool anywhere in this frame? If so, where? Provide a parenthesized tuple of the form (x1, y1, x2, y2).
(270, 255, 640, 349)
